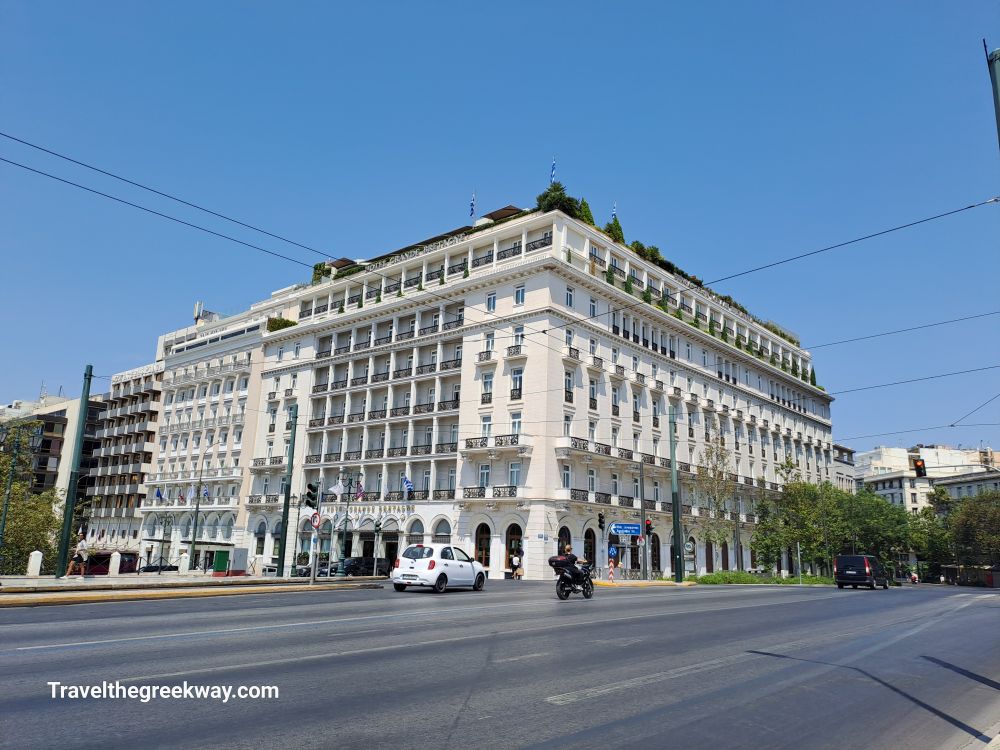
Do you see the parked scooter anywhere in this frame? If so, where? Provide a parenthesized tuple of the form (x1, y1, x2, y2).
(548, 555, 594, 600)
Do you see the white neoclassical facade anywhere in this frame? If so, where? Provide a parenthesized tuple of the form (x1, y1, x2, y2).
(245, 205, 835, 580)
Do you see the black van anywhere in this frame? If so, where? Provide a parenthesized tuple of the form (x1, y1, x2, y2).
(834, 554, 890, 590)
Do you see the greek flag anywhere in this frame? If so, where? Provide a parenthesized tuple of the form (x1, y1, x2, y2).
(470, 191, 475, 218)
(612, 201, 617, 220)
(329, 480, 345, 498)
(402, 476, 414, 494)
(203, 488, 209, 498)
(155, 488, 163, 500)
(550, 158, 556, 184)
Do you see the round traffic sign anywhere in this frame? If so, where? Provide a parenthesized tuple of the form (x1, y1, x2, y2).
(608, 545, 618, 558)
(684, 541, 695, 554)
(310, 512, 321, 529)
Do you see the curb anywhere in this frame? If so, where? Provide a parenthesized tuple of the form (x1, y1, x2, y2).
(594, 581, 697, 587)
(0, 576, 385, 594)
(0, 582, 383, 608)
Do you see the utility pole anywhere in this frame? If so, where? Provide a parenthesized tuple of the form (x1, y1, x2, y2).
(188, 456, 206, 571)
(56, 365, 93, 577)
(638, 456, 647, 581)
(734, 495, 743, 572)
(276, 404, 298, 578)
(669, 403, 683, 583)
(986, 40, 1000, 157)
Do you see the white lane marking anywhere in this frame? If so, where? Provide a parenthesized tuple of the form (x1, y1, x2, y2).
(115, 594, 842, 683)
(493, 652, 549, 663)
(12, 589, 823, 652)
(546, 595, 982, 706)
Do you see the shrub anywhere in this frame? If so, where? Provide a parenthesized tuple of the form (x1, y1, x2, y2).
(397, 289, 403, 298)
(642, 289, 652, 304)
(376, 293, 382, 303)
(266, 317, 296, 333)
(605, 268, 615, 286)
(536, 182, 581, 219)
(624, 279, 634, 295)
(439, 275, 445, 286)
(604, 216, 625, 245)
(417, 283, 424, 292)
(338, 303, 345, 314)
(579, 197, 596, 225)
(463, 267, 469, 278)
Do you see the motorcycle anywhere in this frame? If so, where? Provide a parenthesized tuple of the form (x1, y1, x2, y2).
(548, 556, 594, 600)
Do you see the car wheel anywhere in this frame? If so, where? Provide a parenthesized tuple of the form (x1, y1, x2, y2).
(393, 583, 407, 592)
(473, 573, 485, 591)
(852, 585, 857, 589)
(837, 583, 844, 589)
(869, 582, 876, 590)
(433, 575, 447, 593)
(882, 580, 889, 590)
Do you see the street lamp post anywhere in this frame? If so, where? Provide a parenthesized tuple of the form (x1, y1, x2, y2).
(188, 457, 206, 572)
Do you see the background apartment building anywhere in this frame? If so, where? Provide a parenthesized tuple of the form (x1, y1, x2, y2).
(248, 205, 833, 580)
(856, 444, 996, 512)
(86, 362, 163, 565)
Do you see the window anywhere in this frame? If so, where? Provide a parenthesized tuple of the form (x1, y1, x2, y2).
(479, 464, 491, 487)
(481, 415, 492, 437)
(611, 473, 619, 495)
(588, 421, 596, 441)
(277, 345, 284, 361)
(611, 427, 619, 446)
(589, 379, 597, 400)
(566, 286, 574, 307)
(612, 348, 619, 364)
(632, 355, 639, 373)
(514, 285, 525, 306)
(654, 482, 660, 502)
(561, 464, 570, 488)
(588, 469, 596, 492)
(510, 462, 522, 486)
(633, 478, 640, 498)
(589, 298, 597, 317)
(564, 371, 574, 391)
(511, 412, 522, 435)
(485, 332, 494, 351)
(514, 326, 524, 346)
(565, 329, 574, 347)
(483, 372, 494, 393)
(563, 414, 571, 436)
(589, 338, 597, 355)
(293, 342, 300, 359)
(486, 292, 496, 312)
(512, 368, 523, 391)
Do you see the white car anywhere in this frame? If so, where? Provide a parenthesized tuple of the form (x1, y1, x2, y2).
(391, 543, 486, 593)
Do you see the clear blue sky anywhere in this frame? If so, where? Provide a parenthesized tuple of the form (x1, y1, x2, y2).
(1, 2, 998, 454)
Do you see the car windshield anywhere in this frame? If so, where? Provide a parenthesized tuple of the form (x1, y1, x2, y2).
(837, 556, 868, 568)
(402, 546, 434, 559)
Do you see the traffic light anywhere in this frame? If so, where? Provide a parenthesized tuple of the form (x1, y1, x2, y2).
(598, 512, 605, 530)
(305, 482, 319, 509)
(913, 459, 927, 478)
(645, 519, 654, 536)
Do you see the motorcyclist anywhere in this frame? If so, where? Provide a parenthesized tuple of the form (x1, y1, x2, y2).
(563, 544, 588, 584)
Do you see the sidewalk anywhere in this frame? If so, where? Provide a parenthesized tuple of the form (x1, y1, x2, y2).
(0, 575, 385, 607)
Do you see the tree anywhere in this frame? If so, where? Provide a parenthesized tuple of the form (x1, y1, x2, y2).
(578, 197, 595, 225)
(949, 491, 1000, 565)
(694, 427, 738, 554)
(604, 215, 625, 245)
(809, 367, 817, 386)
(535, 182, 581, 219)
(907, 507, 954, 567)
(0, 421, 63, 575)
(928, 486, 953, 514)
(646, 245, 662, 264)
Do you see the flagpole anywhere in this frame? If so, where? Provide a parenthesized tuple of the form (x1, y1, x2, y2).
(188, 456, 205, 572)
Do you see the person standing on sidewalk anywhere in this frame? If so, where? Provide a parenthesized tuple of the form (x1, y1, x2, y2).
(65, 534, 88, 577)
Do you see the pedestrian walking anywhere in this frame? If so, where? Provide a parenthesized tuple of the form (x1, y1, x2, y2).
(66, 534, 88, 577)
(511, 551, 524, 580)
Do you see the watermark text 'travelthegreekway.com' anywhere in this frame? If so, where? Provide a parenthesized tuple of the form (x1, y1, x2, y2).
(48, 681, 278, 704)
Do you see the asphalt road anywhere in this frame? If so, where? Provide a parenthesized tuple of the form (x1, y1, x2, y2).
(1, 582, 998, 750)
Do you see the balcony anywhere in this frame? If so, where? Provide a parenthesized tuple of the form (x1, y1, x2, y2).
(611, 404, 620, 417)
(334, 344, 351, 355)
(437, 399, 459, 411)
(372, 371, 390, 383)
(368, 409, 387, 419)
(425, 269, 443, 282)
(448, 261, 467, 275)
(618, 496, 635, 508)
(389, 406, 410, 417)
(526, 235, 552, 251)
(471, 253, 493, 268)
(435, 442, 457, 453)
(305, 454, 321, 464)
(564, 390, 574, 404)
(396, 330, 415, 342)
(419, 324, 439, 336)
(480, 392, 493, 405)
(308, 417, 325, 427)
(328, 414, 345, 425)
(571, 488, 590, 502)
(443, 318, 464, 331)
(589, 254, 606, 269)
(404, 275, 422, 288)
(652, 416, 660, 428)
(354, 339, 371, 352)
(387, 447, 407, 457)
(343, 450, 362, 460)
(324, 452, 341, 462)
(267, 391, 277, 401)
(570, 437, 590, 451)
(477, 350, 495, 363)
(563, 346, 581, 362)
(312, 384, 329, 394)
(463, 486, 486, 499)
(350, 376, 368, 386)
(510, 388, 522, 400)
(632, 411, 640, 423)
(497, 245, 522, 261)
(416, 362, 437, 375)
(594, 442, 611, 456)
(414, 402, 434, 414)
(589, 397, 598, 410)
(506, 345, 525, 358)
(392, 368, 413, 379)
(433, 489, 456, 500)
(588, 356, 604, 371)
(411, 444, 432, 456)
(364, 448, 384, 459)
(439, 358, 462, 372)
(366, 288, 380, 300)
(493, 485, 517, 498)
(495, 433, 520, 447)
(595, 492, 611, 505)
(347, 412, 365, 423)
(618, 448, 633, 460)
(614, 364, 626, 378)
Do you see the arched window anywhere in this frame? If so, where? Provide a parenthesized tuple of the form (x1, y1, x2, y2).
(223, 516, 234, 540)
(721, 541, 730, 571)
(505, 524, 523, 569)
(558, 526, 571, 554)
(407, 519, 424, 545)
(183, 518, 192, 539)
(432, 519, 451, 543)
(584, 528, 596, 563)
(650, 533, 661, 572)
(144, 514, 157, 538)
(475, 523, 491, 567)
(705, 539, 714, 574)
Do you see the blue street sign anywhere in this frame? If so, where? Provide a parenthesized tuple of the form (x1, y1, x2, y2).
(608, 522, 641, 537)
(608, 546, 617, 558)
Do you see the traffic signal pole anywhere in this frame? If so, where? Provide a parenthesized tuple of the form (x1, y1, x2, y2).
(276, 404, 298, 578)
(56, 364, 93, 578)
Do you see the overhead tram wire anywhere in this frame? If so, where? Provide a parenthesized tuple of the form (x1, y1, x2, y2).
(949, 390, 1000, 426)
(827, 364, 1000, 395)
(5, 132, 996, 370)
(835, 423, 1000, 443)
(0, 157, 314, 269)
(535, 196, 1000, 337)
(802, 310, 1000, 349)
